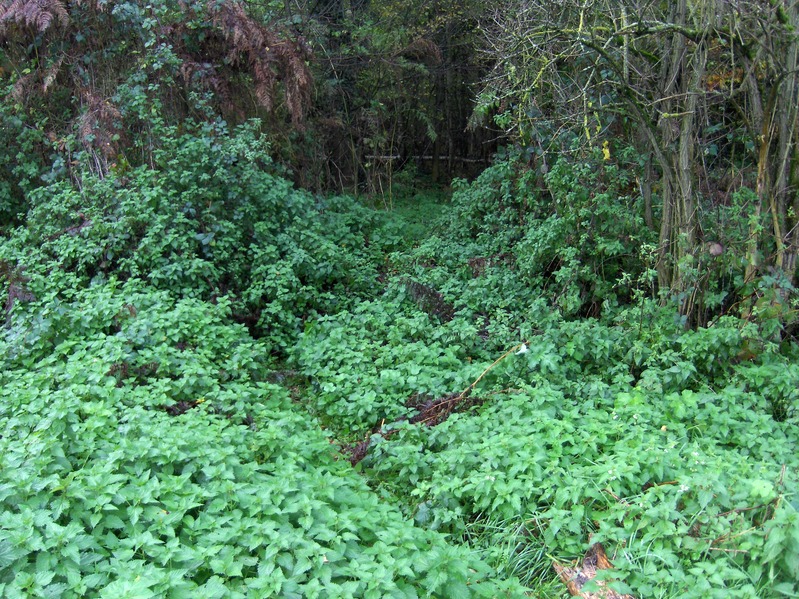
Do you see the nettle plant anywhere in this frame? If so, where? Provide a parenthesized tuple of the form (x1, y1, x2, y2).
(292, 211, 799, 597)
(0, 278, 528, 598)
(0, 119, 382, 349)
(443, 147, 652, 318)
(359, 331, 799, 598)
(292, 296, 486, 436)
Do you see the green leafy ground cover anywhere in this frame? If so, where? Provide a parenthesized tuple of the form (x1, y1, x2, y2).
(1, 125, 798, 597)
(0, 281, 523, 597)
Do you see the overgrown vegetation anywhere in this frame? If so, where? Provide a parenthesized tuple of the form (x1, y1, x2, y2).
(2, 0, 799, 597)
(293, 155, 799, 596)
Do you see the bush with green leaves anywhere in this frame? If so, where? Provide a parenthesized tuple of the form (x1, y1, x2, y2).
(359, 336, 799, 598)
(0, 119, 382, 349)
(292, 220, 799, 597)
(441, 147, 654, 317)
(517, 148, 653, 315)
(447, 159, 534, 251)
(3, 104, 799, 599)
(292, 295, 486, 436)
(0, 89, 51, 226)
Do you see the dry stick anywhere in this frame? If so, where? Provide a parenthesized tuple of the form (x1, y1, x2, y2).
(711, 526, 758, 547)
(364, 342, 530, 437)
(455, 342, 528, 403)
(717, 503, 773, 518)
(400, 342, 530, 427)
(777, 464, 786, 489)
(603, 488, 631, 506)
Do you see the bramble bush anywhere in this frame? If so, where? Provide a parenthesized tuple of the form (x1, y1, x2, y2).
(0, 88, 50, 226)
(443, 147, 654, 317)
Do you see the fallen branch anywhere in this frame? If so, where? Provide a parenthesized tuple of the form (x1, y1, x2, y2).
(553, 543, 636, 599)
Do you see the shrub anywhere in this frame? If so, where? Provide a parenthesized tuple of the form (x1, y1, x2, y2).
(0, 120, 381, 349)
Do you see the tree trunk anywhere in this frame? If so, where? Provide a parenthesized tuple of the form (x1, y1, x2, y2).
(774, 2, 799, 284)
(787, 129, 799, 282)
(656, 0, 704, 298)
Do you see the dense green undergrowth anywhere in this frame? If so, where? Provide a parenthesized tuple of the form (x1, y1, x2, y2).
(1, 124, 798, 597)
(0, 280, 526, 597)
(291, 154, 799, 597)
(0, 120, 385, 350)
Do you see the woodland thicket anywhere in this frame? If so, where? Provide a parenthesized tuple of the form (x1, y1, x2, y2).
(1, 1, 798, 597)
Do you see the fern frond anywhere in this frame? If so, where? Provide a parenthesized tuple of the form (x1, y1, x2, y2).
(0, 0, 68, 32)
(207, 0, 312, 124)
(76, 90, 124, 174)
(10, 72, 32, 102)
(42, 55, 63, 92)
